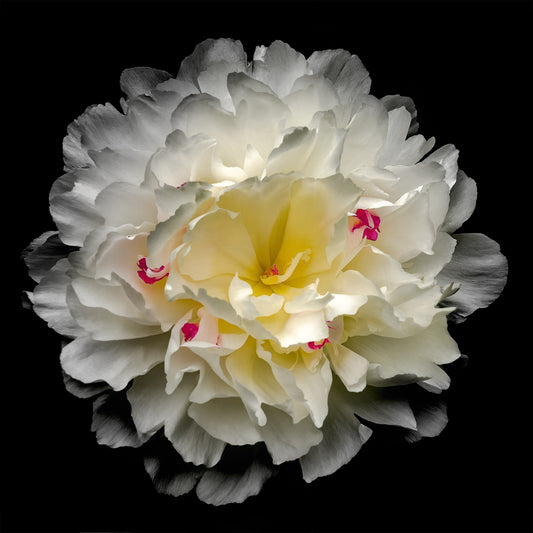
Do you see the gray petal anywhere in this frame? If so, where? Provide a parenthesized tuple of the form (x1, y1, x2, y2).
(438, 233, 507, 321)
(120, 67, 172, 99)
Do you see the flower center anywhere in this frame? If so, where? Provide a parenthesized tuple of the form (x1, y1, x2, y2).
(349, 209, 381, 241)
(136, 257, 169, 284)
(260, 250, 311, 285)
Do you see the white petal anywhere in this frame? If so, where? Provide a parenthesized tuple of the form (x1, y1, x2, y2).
(165, 400, 226, 467)
(327, 343, 369, 392)
(49, 170, 105, 246)
(307, 48, 371, 126)
(225, 338, 290, 425)
(340, 96, 388, 173)
(277, 310, 329, 347)
(31, 258, 84, 337)
(381, 94, 418, 135)
(376, 188, 436, 262)
(424, 144, 459, 188)
(228, 275, 283, 319)
(283, 74, 340, 127)
(188, 398, 262, 446)
(437, 233, 507, 321)
(266, 118, 344, 178)
(252, 40, 308, 98)
(177, 38, 247, 97)
(94, 182, 157, 227)
(62, 334, 168, 391)
(260, 406, 323, 464)
(378, 106, 434, 166)
(404, 231, 456, 286)
(300, 382, 371, 482)
(127, 363, 177, 436)
(384, 161, 446, 202)
(441, 170, 477, 233)
(148, 129, 217, 187)
(345, 313, 460, 389)
(66, 281, 161, 341)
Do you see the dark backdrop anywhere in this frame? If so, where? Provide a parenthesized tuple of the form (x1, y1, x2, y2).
(5, 1, 531, 532)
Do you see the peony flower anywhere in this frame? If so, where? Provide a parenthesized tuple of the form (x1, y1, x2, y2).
(24, 38, 507, 505)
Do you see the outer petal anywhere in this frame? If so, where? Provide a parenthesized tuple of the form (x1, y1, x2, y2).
(120, 67, 172, 99)
(345, 313, 460, 390)
(188, 397, 263, 446)
(31, 258, 84, 338)
(259, 406, 323, 464)
(143, 435, 204, 497)
(61, 334, 168, 390)
(441, 170, 477, 233)
(350, 387, 417, 430)
(91, 391, 145, 448)
(437, 233, 508, 321)
(195, 447, 273, 505)
(307, 48, 371, 125)
(327, 343, 369, 392)
(23, 231, 71, 283)
(340, 96, 388, 173)
(252, 40, 308, 98)
(299, 381, 372, 482)
(176, 38, 247, 110)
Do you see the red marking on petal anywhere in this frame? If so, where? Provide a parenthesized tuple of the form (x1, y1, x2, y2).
(363, 227, 380, 241)
(137, 257, 169, 284)
(181, 322, 199, 342)
(349, 209, 381, 241)
(307, 338, 330, 350)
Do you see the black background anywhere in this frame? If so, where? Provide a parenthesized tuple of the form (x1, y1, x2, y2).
(4, 0, 531, 532)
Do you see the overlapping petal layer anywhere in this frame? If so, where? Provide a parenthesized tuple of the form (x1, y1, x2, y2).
(24, 38, 507, 504)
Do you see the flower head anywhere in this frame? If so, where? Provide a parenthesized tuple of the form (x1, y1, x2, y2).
(24, 38, 507, 504)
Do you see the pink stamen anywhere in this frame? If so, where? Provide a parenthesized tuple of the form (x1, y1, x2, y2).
(181, 322, 199, 342)
(307, 338, 330, 351)
(263, 264, 279, 277)
(136, 257, 169, 284)
(349, 209, 381, 241)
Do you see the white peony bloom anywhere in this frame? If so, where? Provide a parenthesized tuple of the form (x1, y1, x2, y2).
(24, 38, 507, 504)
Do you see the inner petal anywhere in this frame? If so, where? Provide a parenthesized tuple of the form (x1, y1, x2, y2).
(260, 249, 311, 285)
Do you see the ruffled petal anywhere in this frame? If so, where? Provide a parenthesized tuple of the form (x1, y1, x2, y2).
(195, 446, 273, 505)
(91, 391, 145, 448)
(176, 38, 247, 110)
(259, 406, 323, 464)
(252, 40, 308, 98)
(441, 170, 477, 233)
(437, 233, 507, 321)
(307, 48, 371, 125)
(61, 334, 168, 390)
(188, 397, 263, 446)
(31, 258, 84, 337)
(345, 313, 460, 390)
(351, 387, 417, 430)
(23, 231, 72, 283)
(120, 67, 172, 99)
(299, 381, 372, 482)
